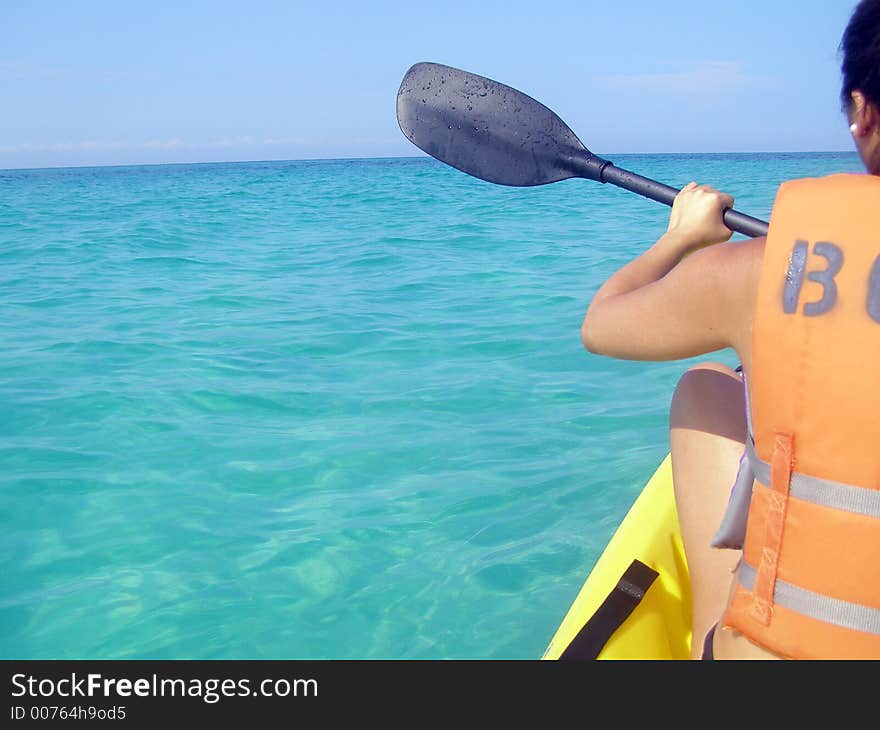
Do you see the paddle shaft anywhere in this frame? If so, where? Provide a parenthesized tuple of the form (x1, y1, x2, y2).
(589, 160, 769, 239)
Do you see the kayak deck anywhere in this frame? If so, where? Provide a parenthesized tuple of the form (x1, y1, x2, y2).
(542, 455, 692, 660)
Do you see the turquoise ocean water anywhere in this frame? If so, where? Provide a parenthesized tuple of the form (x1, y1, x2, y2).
(0, 152, 863, 659)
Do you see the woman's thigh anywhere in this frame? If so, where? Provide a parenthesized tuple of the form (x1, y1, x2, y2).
(669, 362, 747, 659)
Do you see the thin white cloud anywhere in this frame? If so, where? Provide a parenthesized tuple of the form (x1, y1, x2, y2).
(0, 60, 128, 83)
(0, 60, 69, 80)
(595, 61, 774, 97)
(0, 139, 212, 154)
(0, 141, 121, 153)
(0, 140, 127, 153)
(0, 136, 401, 154)
(142, 138, 186, 150)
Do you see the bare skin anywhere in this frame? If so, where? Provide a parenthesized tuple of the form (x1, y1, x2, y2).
(581, 90, 880, 660)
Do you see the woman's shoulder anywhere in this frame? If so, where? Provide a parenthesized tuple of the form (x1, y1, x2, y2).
(687, 236, 765, 364)
(686, 235, 765, 282)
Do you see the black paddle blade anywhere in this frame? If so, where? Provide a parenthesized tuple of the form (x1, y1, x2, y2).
(397, 62, 608, 187)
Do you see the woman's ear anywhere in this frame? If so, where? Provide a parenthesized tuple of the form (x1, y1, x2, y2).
(850, 90, 880, 174)
(850, 90, 879, 136)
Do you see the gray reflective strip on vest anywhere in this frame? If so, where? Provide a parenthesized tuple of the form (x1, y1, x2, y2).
(739, 562, 880, 635)
(745, 438, 880, 518)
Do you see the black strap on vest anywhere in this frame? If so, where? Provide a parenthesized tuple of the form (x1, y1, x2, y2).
(558, 559, 659, 660)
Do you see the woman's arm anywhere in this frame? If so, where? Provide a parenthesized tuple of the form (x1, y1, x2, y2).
(581, 183, 763, 362)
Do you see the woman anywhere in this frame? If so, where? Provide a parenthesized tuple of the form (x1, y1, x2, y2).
(581, 0, 880, 660)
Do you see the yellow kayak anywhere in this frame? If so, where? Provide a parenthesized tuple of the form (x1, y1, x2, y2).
(542, 454, 692, 660)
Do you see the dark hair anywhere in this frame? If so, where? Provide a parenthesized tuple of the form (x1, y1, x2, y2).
(840, 0, 880, 110)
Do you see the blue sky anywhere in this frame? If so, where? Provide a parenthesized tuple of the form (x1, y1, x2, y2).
(0, 0, 861, 169)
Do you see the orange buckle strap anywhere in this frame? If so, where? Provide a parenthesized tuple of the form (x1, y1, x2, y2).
(750, 432, 794, 625)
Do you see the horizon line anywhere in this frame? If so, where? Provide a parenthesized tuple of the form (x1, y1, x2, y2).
(0, 149, 859, 174)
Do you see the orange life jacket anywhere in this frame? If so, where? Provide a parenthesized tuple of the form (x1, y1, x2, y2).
(722, 172, 880, 659)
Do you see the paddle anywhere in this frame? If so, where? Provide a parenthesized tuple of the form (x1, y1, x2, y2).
(396, 62, 769, 239)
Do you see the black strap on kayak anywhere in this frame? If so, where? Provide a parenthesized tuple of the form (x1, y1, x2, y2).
(558, 559, 659, 660)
